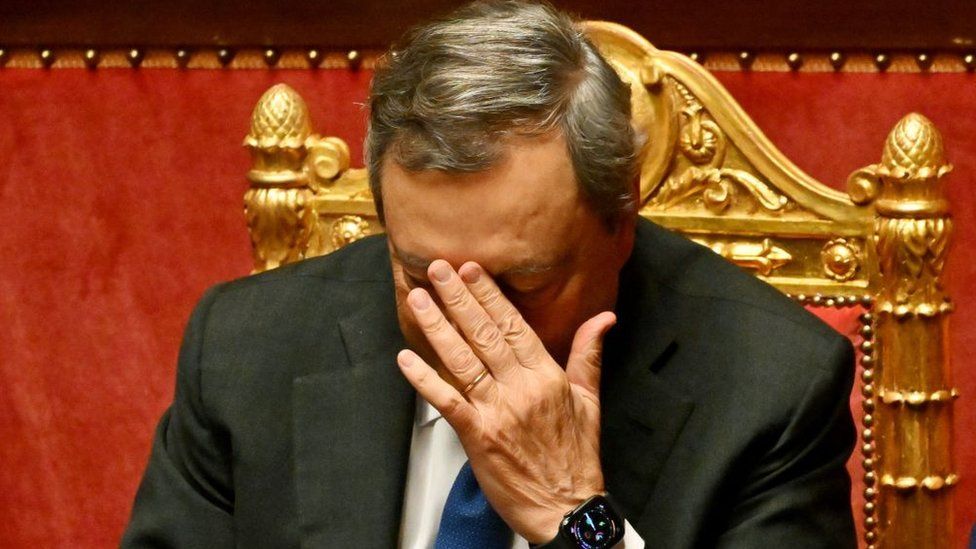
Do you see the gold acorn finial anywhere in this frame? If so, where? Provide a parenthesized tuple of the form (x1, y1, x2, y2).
(244, 83, 312, 150)
(880, 113, 946, 178)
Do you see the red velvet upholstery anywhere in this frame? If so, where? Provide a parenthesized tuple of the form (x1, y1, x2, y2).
(806, 305, 868, 544)
(0, 68, 973, 547)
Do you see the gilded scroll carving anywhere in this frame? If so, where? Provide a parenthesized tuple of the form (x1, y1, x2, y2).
(693, 238, 792, 276)
(648, 81, 789, 214)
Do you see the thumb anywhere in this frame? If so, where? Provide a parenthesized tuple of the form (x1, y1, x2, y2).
(565, 311, 616, 398)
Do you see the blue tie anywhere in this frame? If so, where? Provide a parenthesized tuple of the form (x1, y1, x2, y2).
(435, 461, 512, 549)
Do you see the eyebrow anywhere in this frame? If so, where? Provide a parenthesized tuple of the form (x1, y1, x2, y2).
(393, 246, 562, 278)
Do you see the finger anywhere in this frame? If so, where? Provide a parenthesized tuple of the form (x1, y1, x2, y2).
(427, 260, 519, 381)
(406, 287, 494, 399)
(457, 262, 549, 369)
(564, 312, 616, 399)
(397, 349, 476, 430)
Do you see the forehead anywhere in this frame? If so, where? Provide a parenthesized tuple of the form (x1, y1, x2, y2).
(381, 133, 587, 272)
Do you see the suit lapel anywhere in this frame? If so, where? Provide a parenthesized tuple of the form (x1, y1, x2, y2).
(600, 223, 696, 525)
(292, 281, 416, 548)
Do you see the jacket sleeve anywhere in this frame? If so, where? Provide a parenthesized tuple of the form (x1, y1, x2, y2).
(121, 285, 235, 548)
(716, 334, 858, 548)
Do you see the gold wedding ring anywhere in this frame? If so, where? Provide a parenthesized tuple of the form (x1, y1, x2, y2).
(461, 368, 490, 394)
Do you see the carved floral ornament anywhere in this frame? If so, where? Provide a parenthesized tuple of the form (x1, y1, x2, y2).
(330, 215, 371, 249)
(821, 238, 860, 282)
(645, 80, 790, 215)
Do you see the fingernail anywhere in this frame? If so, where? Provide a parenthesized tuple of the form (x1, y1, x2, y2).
(459, 264, 480, 284)
(409, 289, 431, 310)
(397, 350, 413, 368)
(430, 261, 451, 283)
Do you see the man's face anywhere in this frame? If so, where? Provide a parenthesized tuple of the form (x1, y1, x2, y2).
(382, 132, 635, 376)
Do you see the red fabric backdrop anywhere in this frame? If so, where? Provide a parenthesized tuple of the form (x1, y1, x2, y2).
(0, 68, 973, 547)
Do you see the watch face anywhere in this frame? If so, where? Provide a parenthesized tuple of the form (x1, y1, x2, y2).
(564, 497, 623, 549)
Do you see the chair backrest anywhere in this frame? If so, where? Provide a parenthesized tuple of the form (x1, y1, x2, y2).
(239, 21, 958, 549)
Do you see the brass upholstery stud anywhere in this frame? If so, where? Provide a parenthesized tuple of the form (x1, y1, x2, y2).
(83, 49, 99, 69)
(39, 48, 56, 68)
(829, 51, 846, 71)
(127, 48, 143, 68)
(916, 52, 933, 71)
(786, 52, 803, 70)
(737, 50, 754, 70)
(175, 49, 191, 68)
(306, 48, 323, 68)
(963, 53, 976, 71)
(874, 53, 891, 71)
(347, 49, 362, 70)
(217, 48, 235, 67)
(263, 48, 280, 67)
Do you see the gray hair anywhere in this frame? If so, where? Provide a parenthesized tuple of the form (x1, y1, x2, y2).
(366, 0, 639, 230)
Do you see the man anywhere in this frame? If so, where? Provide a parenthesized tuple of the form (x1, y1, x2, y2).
(123, 1, 857, 547)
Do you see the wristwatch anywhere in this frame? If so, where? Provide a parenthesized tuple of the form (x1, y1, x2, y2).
(532, 494, 625, 548)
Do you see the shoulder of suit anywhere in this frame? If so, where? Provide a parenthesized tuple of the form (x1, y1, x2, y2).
(215, 234, 391, 294)
(634, 219, 845, 346)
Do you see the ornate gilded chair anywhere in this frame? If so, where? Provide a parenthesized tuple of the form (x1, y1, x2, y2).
(239, 22, 958, 549)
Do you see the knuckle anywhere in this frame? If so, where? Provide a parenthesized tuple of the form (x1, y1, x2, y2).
(447, 345, 479, 373)
(478, 287, 504, 309)
(470, 320, 503, 352)
(497, 311, 528, 341)
(441, 286, 469, 309)
(422, 313, 450, 334)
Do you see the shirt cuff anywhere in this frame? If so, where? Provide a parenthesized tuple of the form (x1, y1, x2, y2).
(618, 519, 644, 548)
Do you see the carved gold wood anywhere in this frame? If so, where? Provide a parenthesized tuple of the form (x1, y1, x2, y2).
(241, 22, 956, 549)
(847, 113, 956, 548)
(243, 83, 377, 271)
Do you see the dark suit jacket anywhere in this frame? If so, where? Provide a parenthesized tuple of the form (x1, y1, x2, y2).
(122, 218, 857, 548)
